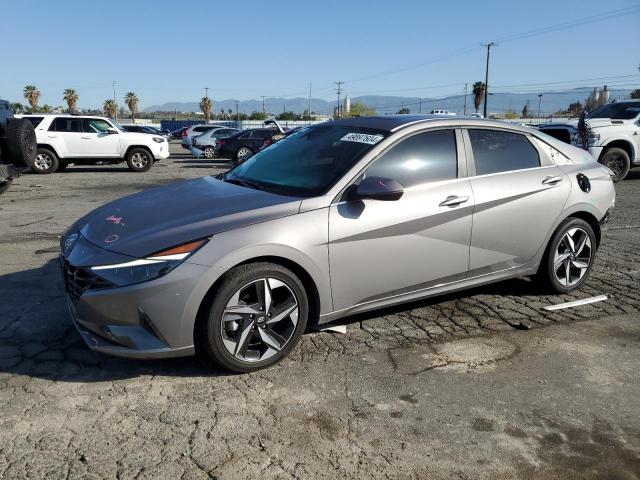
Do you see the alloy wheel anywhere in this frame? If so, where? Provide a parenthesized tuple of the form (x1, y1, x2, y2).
(131, 152, 149, 168)
(221, 277, 299, 362)
(204, 147, 214, 158)
(553, 227, 592, 287)
(34, 153, 52, 171)
(604, 154, 623, 176)
(237, 147, 251, 161)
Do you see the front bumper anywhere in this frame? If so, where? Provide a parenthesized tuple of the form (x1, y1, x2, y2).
(59, 240, 211, 359)
(154, 144, 170, 160)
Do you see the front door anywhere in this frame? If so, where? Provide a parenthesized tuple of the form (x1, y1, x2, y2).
(465, 128, 571, 276)
(80, 118, 121, 157)
(328, 128, 473, 311)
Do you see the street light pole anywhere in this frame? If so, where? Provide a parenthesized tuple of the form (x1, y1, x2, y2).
(538, 94, 543, 119)
(483, 42, 495, 118)
(463, 83, 468, 115)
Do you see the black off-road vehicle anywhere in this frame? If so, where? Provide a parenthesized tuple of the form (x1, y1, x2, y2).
(0, 99, 37, 193)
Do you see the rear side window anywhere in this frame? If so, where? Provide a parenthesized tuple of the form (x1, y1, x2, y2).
(468, 129, 540, 175)
(49, 117, 82, 132)
(365, 129, 458, 188)
(24, 117, 44, 128)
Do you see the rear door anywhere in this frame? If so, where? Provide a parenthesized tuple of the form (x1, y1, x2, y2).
(80, 118, 121, 157)
(46, 117, 84, 157)
(464, 128, 571, 276)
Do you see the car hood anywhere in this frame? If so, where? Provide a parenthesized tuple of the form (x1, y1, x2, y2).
(77, 176, 301, 258)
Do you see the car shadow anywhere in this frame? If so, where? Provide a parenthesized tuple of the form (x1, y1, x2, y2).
(0, 259, 230, 382)
(0, 258, 550, 382)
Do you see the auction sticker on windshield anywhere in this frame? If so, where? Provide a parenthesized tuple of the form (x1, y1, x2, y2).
(340, 133, 384, 145)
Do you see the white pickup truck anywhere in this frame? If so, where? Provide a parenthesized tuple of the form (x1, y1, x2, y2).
(539, 100, 640, 182)
(19, 114, 170, 173)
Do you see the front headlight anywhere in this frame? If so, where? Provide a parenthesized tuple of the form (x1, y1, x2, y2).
(90, 239, 207, 287)
(153, 137, 164, 143)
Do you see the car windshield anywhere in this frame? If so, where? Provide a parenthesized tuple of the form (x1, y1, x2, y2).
(224, 125, 388, 197)
(587, 102, 640, 120)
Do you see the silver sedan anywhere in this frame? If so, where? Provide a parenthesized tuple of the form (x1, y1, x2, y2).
(60, 116, 615, 372)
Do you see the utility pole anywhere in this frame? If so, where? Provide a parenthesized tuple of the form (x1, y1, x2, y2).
(419, 98, 422, 114)
(308, 83, 312, 121)
(112, 80, 117, 121)
(537, 94, 543, 119)
(235, 100, 239, 121)
(260, 96, 266, 115)
(334, 81, 344, 119)
(463, 83, 468, 115)
(204, 87, 209, 98)
(483, 42, 496, 118)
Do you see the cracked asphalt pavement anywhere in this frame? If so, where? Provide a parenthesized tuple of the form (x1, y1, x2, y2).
(1, 143, 639, 479)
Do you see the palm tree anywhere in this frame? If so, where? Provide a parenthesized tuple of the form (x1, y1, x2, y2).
(23, 85, 40, 113)
(472, 81, 486, 114)
(200, 97, 212, 122)
(124, 92, 139, 121)
(103, 99, 117, 118)
(9, 102, 24, 114)
(63, 88, 79, 113)
(41, 105, 52, 113)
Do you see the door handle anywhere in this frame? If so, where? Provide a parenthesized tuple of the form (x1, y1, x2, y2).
(81, 136, 92, 139)
(47, 135, 58, 138)
(439, 195, 469, 207)
(542, 175, 562, 186)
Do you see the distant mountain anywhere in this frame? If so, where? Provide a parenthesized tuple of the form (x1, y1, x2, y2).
(143, 88, 633, 116)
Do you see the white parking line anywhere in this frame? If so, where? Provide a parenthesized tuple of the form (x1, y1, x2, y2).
(543, 295, 608, 311)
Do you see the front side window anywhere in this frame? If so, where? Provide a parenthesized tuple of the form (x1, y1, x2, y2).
(225, 125, 388, 197)
(49, 117, 82, 132)
(468, 129, 540, 176)
(24, 116, 44, 128)
(587, 102, 640, 120)
(364, 129, 458, 188)
(83, 119, 113, 133)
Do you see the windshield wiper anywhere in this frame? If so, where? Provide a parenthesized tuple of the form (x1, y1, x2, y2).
(224, 177, 264, 191)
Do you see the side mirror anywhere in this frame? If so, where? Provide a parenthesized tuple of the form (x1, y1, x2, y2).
(355, 176, 404, 201)
(106, 128, 118, 134)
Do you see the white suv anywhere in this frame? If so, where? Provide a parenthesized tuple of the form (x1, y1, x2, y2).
(19, 114, 170, 174)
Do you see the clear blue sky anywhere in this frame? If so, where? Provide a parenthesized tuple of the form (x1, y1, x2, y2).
(1, 0, 638, 109)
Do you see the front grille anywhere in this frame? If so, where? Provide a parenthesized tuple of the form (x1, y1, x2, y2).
(60, 257, 114, 305)
(541, 128, 571, 144)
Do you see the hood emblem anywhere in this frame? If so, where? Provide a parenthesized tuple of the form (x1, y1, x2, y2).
(63, 233, 78, 254)
(105, 214, 125, 227)
(104, 234, 120, 244)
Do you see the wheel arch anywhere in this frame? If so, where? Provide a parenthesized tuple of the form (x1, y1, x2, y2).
(193, 255, 322, 347)
(567, 211, 601, 248)
(124, 144, 154, 160)
(600, 139, 635, 162)
(37, 143, 60, 158)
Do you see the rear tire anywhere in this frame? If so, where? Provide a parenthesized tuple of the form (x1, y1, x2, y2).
(536, 217, 596, 294)
(6, 119, 37, 167)
(126, 148, 154, 172)
(203, 146, 215, 158)
(599, 147, 630, 182)
(31, 148, 59, 174)
(197, 262, 308, 373)
(235, 146, 253, 163)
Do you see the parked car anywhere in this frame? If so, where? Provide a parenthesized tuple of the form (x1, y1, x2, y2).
(171, 127, 188, 140)
(192, 127, 240, 158)
(539, 100, 640, 182)
(181, 124, 226, 150)
(121, 125, 157, 134)
(214, 128, 279, 163)
(59, 115, 615, 372)
(0, 99, 36, 192)
(19, 114, 170, 173)
(430, 109, 456, 116)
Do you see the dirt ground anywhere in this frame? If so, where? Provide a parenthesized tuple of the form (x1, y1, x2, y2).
(1, 142, 639, 479)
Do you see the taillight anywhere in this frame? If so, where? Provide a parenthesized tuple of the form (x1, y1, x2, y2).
(216, 140, 226, 146)
(182, 129, 188, 137)
(262, 138, 273, 147)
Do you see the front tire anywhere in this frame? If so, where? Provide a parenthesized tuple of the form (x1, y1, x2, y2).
(198, 262, 308, 373)
(31, 148, 59, 174)
(599, 147, 630, 183)
(126, 148, 154, 172)
(537, 217, 596, 294)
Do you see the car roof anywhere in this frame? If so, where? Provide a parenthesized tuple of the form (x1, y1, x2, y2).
(322, 115, 536, 134)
